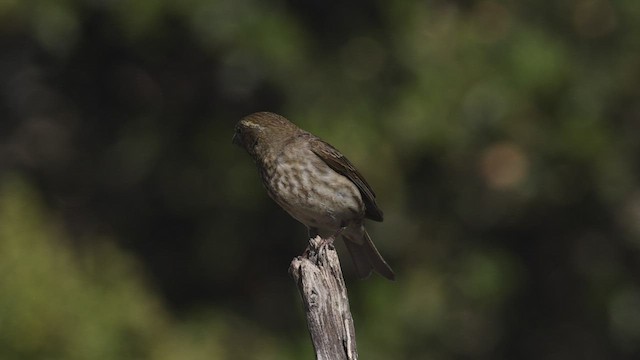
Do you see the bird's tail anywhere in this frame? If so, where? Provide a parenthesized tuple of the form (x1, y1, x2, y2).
(344, 229, 395, 280)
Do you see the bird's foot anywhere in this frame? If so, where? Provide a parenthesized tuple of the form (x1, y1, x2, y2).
(332, 224, 348, 240)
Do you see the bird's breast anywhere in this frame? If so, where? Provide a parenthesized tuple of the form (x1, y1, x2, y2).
(263, 148, 364, 230)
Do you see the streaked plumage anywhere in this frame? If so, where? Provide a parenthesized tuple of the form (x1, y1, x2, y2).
(233, 112, 394, 280)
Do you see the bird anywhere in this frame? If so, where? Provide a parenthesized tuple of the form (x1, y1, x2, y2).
(232, 111, 394, 280)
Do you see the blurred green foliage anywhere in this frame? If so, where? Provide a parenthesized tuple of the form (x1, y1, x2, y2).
(1, 0, 639, 359)
(0, 177, 298, 359)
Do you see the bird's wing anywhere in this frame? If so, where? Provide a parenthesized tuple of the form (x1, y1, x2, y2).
(307, 135, 384, 222)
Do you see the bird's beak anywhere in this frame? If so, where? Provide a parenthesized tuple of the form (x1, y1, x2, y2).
(232, 132, 240, 146)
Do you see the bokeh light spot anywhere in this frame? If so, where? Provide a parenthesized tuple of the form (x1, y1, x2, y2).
(480, 142, 529, 190)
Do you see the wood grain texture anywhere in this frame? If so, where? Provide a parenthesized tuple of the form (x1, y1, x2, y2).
(289, 236, 358, 360)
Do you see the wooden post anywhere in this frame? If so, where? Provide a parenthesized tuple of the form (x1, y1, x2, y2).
(289, 236, 358, 360)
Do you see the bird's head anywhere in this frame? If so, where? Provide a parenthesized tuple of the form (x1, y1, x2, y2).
(233, 112, 300, 157)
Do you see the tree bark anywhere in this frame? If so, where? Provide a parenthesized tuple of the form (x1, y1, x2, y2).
(289, 236, 358, 360)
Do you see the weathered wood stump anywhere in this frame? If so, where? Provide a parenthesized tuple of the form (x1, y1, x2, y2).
(289, 236, 358, 360)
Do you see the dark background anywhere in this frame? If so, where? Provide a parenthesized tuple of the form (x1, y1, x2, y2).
(1, 1, 640, 359)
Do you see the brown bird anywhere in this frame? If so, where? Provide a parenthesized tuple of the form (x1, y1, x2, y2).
(232, 112, 394, 280)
